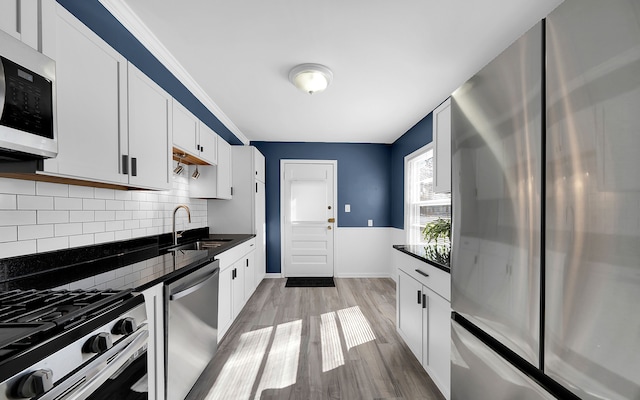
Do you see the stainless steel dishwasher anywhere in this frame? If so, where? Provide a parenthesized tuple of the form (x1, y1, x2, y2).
(165, 259, 219, 400)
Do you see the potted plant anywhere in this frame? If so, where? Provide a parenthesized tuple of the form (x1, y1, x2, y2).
(422, 218, 451, 244)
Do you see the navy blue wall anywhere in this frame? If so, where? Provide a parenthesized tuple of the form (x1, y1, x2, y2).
(56, 0, 242, 145)
(251, 142, 392, 273)
(390, 114, 433, 229)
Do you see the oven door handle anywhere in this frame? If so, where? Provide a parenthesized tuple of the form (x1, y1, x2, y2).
(40, 326, 148, 400)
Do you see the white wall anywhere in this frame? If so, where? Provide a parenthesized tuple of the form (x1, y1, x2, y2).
(335, 227, 395, 278)
(0, 162, 207, 258)
(389, 227, 406, 282)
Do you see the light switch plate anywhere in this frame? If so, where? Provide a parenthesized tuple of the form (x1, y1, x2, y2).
(345, 204, 351, 212)
(368, 219, 373, 227)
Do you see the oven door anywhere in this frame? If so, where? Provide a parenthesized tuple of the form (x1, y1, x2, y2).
(40, 326, 148, 400)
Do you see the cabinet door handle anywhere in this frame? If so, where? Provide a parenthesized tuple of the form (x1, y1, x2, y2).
(417, 290, 422, 304)
(256, 182, 258, 193)
(131, 157, 137, 177)
(122, 155, 129, 175)
(422, 294, 427, 309)
(197, 144, 201, 151)
(200, 146, 204, 152)
(415, 269, 429, 278)
(246, 259, 248, 267)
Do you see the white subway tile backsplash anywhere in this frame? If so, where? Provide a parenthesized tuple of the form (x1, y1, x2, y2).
(0, 226, 17, 243)
(55, 197, 83, 210)
(114, 191, 132, 201)
(115, 210, 132, 220)
(69, 234, 94, 247)
(70, 211, 94, 223)
(0, 240, 36, 257)
(83, 199, 106, 211)
(114, 230, 132, 241)
(105, 200, 124, 210)
(94, 188, 115, 200)
(0, 210, 36, 226)
(125, 201, 140, 211)
(124, 220, 140, 230)
(95, 210, 115, 222)
(105, 220, 124, 232)
(69, 276, 95, 290)
(36, 182, 69, 197)
(0, 178, 35, 195)
(18, 195, 54, 210)
(69, 185, 94, 198)
(18, 224, 54, 240)
(83, 222, 105, 234)
(37, 236, 69, 252)
(0, 194, 17, 209)
(55, 223, 83, 237)
(94, 231, 115, 244)
(0, 175, 207, 256)
(38, 210, 69, 224)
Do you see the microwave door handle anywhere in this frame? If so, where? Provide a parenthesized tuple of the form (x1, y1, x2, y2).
(0, 58, 5, 119)
(40, 327, 148, 400)
(170, 269, 219, 301)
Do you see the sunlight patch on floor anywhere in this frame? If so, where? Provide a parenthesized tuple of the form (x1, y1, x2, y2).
(321, 311, 345, 372)
(337, 306, 376, 351)
(255, 320, 302, 399)
(206, 326, 272, 400)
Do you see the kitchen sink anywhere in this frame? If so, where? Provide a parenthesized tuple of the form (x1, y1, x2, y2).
(168, 238, 234, 251)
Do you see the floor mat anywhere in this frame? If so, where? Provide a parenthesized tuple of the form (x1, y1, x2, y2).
(285, 277, 335, 287)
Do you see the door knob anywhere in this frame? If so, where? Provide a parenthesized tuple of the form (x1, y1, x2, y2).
(328, 226, 332, 230)
(328, 218, 335, 223)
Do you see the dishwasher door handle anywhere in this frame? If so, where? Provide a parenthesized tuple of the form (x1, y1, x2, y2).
(170, 269, 219, 301)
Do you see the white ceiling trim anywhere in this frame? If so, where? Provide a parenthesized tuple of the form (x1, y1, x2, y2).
(98, 0, 249, 145)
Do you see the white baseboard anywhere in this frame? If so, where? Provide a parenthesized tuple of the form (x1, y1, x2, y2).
(335, 273, 392, 278)
(264, 273, 283, 279)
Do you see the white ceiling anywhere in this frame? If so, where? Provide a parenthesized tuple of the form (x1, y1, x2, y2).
(103, 0, 562, 144)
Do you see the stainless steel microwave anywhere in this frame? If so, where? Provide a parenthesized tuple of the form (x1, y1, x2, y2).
(0, 29, 56, 160)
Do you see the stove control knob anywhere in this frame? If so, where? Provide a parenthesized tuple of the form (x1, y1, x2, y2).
(16, 369, 53, 398)
(112, 317, 137, 335)
(84, 332, 113, 353)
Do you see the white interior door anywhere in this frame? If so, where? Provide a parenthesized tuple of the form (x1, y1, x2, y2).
(282, 161, 336, 277)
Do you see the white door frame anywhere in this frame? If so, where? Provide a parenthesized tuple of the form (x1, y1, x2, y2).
(280, 159, 338, 278)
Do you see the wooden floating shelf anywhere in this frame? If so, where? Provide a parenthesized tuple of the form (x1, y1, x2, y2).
(172, 147, 211, 166)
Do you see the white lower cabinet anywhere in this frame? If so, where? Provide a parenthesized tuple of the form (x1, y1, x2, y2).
(397, 258, 451, 400)
(141, 283, 165, 400)
(216, 238, 258, 342)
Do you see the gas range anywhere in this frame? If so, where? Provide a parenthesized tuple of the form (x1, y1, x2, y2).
(0, 289, 147, 399)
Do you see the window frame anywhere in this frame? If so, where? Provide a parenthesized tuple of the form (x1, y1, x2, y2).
(404, 143, 451, 245)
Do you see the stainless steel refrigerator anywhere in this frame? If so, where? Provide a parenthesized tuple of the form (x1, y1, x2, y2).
(450, 0, 640, 399)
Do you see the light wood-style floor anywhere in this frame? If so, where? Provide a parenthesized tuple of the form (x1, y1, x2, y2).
(187, 278, 446, 400)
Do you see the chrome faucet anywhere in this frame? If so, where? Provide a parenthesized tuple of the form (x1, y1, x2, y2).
(172, 205, 191, 245)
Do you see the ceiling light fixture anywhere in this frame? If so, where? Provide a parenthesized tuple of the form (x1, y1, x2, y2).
(288, 63, 333, 94)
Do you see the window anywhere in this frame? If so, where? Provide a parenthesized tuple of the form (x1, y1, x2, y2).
(405, 145, 451, 245)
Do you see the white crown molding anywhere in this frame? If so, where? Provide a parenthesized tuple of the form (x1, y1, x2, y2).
(98, 0, 249, 145)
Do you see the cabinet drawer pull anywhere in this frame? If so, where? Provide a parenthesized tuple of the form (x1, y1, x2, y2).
(415, 269, 429, 278)
(417, 290, 422, 304)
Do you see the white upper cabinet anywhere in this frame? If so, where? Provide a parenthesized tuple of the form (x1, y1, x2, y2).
(254, 150, 265, 183)
(127, 63, 172, 190)
(42, 5, 128, 185)
(188, 135, 233, 199)
(0, 0, 55, 56)
(172, 100, 199, 156)
(172, 100, 218, 165)
(198, 122, 218, 165)
(433, 98, 452, 193)
(215, 136, 232, 199)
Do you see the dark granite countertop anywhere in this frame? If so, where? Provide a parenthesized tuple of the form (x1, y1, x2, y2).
(393, 244, 451, 273)
(0, 228, 255, 291)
